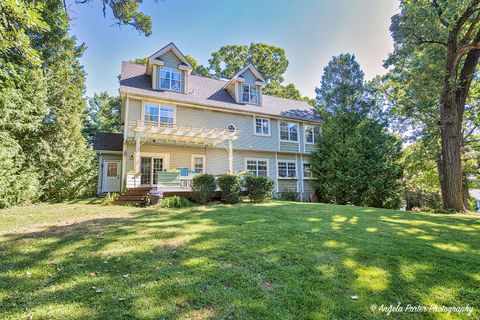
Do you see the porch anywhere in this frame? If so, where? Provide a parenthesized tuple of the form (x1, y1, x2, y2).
(123, 120, 238, 191)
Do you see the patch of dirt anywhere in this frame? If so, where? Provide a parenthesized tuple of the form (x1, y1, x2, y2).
(260, 280, 273, 291)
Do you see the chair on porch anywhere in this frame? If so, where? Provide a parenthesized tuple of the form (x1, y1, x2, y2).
(156, 172, 182, 189)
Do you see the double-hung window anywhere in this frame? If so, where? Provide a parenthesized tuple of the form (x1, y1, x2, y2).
(159, 67, 181, 91)
(254, 117, 270, 136)
(246, 159, 268, 176)
(280, 121, 298, 142)
(305, 125, 320, 144)
(303, 162, 313, 179)
(191, 155, 206, 174)
(144, 103, 174, 124)
(278, 161, 297, 178)
(241, 84, 259, 104)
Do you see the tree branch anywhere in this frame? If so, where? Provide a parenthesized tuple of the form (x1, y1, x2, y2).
(432, 0, 450, 27)
(451, 0, 480, 36)
(460, 10, 480, 46)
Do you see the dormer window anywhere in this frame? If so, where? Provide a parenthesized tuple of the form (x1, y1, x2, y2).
(241, 84, 259, 104)
(159, 67, 181, 91)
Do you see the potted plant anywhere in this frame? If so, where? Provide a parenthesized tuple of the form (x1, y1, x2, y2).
(149, 190, 163, 205)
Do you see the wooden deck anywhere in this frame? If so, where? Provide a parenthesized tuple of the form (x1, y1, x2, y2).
(113, 187, 248, 205)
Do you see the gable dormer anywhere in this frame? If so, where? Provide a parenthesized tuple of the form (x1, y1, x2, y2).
(224, 64, 267, 106)
(146, 43, 193, 93)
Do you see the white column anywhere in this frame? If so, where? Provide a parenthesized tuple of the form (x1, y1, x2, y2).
(135, 135, 141, 174)
(228, 139, 233, 173)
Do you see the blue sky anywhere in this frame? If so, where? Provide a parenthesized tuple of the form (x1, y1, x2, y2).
(69, 0, 399, 98)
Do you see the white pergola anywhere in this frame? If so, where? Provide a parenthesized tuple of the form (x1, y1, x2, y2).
(128, 120, 238, 173)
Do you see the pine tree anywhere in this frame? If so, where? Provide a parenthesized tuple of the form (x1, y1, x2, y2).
(29, 0, 96, 201)
(311, 54, 403, 209)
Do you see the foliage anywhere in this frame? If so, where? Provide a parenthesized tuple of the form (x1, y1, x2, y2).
(191, 174, 216, 204)
(0, 0, 48, 65)
(129, 57, 148, 65)
(0, 0, 97, 207)
(384, 0, 480, 211)
(184, 54, 211, 77)
(402, 142, 442, 211)
(217, 174, 242, 204)
(83, 92, 122, 143)
(190, 43, 311, 102)
(69, 0, 152, 36)
(245, 175, 274, 203)
(264, 81, 315, 105)
(160, 195, 192, 208)
(101, 192, 118, 206)
(207, 43, 287, 83)
(312, 54, 403, 209)
(279, 188, 298, 201)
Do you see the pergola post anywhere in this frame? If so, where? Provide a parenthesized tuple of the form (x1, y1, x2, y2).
(228, 139, 233, 173)
(135, 135, 141, 174)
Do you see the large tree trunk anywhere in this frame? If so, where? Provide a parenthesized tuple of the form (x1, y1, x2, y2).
(438, 100, 466, 211)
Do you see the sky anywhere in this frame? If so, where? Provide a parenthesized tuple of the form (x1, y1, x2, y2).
(69, 0, 399, 99)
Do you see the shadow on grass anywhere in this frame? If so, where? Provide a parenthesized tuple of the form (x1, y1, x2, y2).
(0, 203, 479, 319)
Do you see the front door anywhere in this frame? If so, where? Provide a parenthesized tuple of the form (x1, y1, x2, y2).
(103, 160, 121, 192)
(140, 157, 165, 186)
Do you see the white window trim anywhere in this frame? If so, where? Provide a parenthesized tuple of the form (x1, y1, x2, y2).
(277, 160, 297, 179)
(191, 154, 206, 173)
(244, 158, 269, 177)
(253, 116, 271, 137)
(158, 66, 182, 92)
(279, 121, 300, 143)
(241, 83, 259, 105)
(302, 161, 314, 179)
(141, 100, 177, 125)
(304, 125, 318, 145)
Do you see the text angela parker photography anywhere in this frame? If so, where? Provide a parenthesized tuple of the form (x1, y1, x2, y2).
(370, 302, 474, 316)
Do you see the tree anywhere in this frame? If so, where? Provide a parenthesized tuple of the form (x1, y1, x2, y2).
(84, 92, 122, 143)
(184, 54, 211, 77)
(264, 81, 315, 106)
(386, 0, 480, 211)
(66, 0, 152, 36)
(31, 0, 96, 201)
(208, 43, 288, 84)
(311, 54, 403, 209)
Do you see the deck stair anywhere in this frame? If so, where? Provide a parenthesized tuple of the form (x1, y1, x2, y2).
(113, 187, 151, 205)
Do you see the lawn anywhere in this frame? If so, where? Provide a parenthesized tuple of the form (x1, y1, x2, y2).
(0, 200, 479, 319)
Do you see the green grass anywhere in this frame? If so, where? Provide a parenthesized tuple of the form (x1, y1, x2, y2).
(0, 200, 479, 319)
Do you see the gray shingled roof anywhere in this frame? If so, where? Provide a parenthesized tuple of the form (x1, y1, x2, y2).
(120, 62, 320, 122)
(93, 132, 123, 152)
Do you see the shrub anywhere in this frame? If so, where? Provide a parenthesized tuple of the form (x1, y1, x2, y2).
(101, 192, 118, 206)
(160, 195, 192, 208)
(405, 187, 441, 212)
(217, 174, 242, 204)
(191, 174, 216, 204)
(279, 188, 298, 201)
(245, 175, 274, 203)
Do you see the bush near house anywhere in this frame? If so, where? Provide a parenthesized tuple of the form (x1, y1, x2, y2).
(160, 195, 192, 208)
(217, 174, 242, 204)
(191, 174, 216, 204)
(279, 188, 298, 201)
(245, 175, 274, 203)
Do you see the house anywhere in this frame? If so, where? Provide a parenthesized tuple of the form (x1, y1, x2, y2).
(472, 189, 480, 212)
(93, 42, 321, 201)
